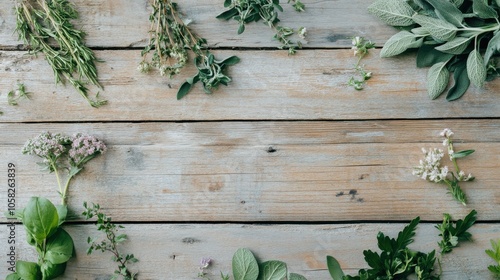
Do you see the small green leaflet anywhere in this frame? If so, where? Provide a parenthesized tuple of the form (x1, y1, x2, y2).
(412, 14, 457, 41)
(472, 0, 498, 19)
(467, 50, 486, 88)
(367, 0, 415, 26)
(232, 248, 260, 280)
(380, 31, 423, 57)
(435, 36, 473, 54)
(427, 61, 450, 99)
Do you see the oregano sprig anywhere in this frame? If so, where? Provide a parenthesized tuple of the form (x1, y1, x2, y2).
(14, 0, 106, 107)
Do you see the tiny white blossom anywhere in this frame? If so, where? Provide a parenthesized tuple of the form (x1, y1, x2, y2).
(440, 128, 454, 138)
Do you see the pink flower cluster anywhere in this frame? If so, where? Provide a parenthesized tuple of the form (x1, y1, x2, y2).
(69, 133, 107, 166)
(22, 132, 71, 160)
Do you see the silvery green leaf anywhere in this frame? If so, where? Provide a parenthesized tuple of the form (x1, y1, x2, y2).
(368, 0, 415, 26)
(484, 31, 500, 64)
(411, 27, 430, 36)
(426, 0, 464, 26)
(435, 36, 472, 54)
(427, 61, 450, 99)
(451, 0, 464, 7)
(413, 14, 457, 41)
(467, 50, 486, 88)
(381, 31, 422, 57)
(232, 248, 259, 280)
(258, 261, 287, 280)
(472, 0, 498, 19)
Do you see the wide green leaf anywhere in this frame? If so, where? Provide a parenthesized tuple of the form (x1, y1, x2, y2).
(367, 0, 415, 26)
(447, 60, 470, 101)
(467, 50, 486, 88)
(416, 45, 454, 67)
(413, 14, 457, 41)
(233, 248, 259, 280)
(23, 197, 59, 243)
(16, 261, 42, 280)
(258, 261, 287, 280)
(472, 0, 498, 19)
(326, 256, 345, 280)
(427, 61, 450, 99)
(5, 273, 21, 280)
(426, 0, 464, 26)
(289, 273, 307, 280)
(41, 261, 67, 280)
(45, 228, 74, 264)
(484, 31, 500, 65)
(380, 31, 422, 57)
(435, 36, 472, 54)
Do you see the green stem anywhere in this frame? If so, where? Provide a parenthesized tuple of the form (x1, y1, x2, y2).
(50, 160, 63, 195)
(61, 175, 74, 206)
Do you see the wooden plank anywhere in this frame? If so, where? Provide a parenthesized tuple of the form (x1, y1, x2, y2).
(0, 0, 397, 49)
(0, 120, 498, 222)
(1, 49, 499, 121)
(1, 223, 498, 279)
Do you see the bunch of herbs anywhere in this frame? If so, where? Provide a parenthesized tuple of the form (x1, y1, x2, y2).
(368, 0, 500, 101)
(140, 0, 240, 100)
(15, 0, 105, 107)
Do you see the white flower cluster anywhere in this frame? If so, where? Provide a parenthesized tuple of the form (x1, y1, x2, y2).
(413, 148, 449, 183)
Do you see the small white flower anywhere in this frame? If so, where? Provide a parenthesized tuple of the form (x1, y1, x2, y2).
(298, 27, 307, 39)
(440, 128, 454, 138)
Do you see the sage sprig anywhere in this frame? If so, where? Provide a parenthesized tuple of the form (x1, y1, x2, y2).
(217, 0, 307, 54)
(369, 0, 500, 101)
(140, 0, 239, 99)
(14, 0, 106, 107)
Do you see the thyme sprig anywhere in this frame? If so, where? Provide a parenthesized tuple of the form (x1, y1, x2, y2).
(140, 0, 239, 99)
(14, 0, 105, 107)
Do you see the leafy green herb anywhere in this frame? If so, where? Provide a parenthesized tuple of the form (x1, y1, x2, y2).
(436, 209, 477, 254)
(83, 202, 139, 280)
(348, 36, 375, 90)
(8, 83, 32, 106)
(327, 217, 440, 279)
(140, 0, 239, 99)
(486, 239, 500, 277)
(217, 0, 307, 54)
(369, 0, 500, 101)
(15, 0, 105, 107)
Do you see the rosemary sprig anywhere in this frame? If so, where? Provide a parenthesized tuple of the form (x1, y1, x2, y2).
(15, 0, 106, 107)
(140, 0, 239, 99)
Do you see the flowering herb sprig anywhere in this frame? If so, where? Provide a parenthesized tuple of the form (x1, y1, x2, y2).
(83, 202, 138, 280)
(8, 83, 32, 106)
(140, 0, 240, 100)
(217, 0, 307, 55)
(413, 129, 474, 205)
(348, 36, 375, 90)
(22, 132, 106, 205)
(14, 0, 105, 107)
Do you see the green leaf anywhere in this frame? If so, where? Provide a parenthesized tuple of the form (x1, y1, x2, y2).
(484, 31, 500, 65)
(16, 261, 42, 280)
(447, 60, 470, 101)
(258, 261, 287, 280)
(367, 0, 415, 26)
(45, 228, 74, 264)
(427, 61, 450, 99)
(413, 14, 457, 41)
(177, 81, 193, 100)
(216, 8, 239, 20)
(435, 36, 472, 54)
(115, 233, 128, 243)
(397, 216, 420, 249)
(220, 55, 241, 66)
(6, 273, 21, 280)
(238, 23, 245, 34)
(224, 0, 231, 7)
(426, 0, 464, 26)
(232, 248, 259, 280)
(23, 197, 59, 243)
(326, 256, 345, 280)
(467, 50, 487, 88)
(289, 273, 307, 280)
(472, 0, 498, 19)
(452, 149, 475, 158)
(380, 31, 422, 57)
(56, 204, 68, 226)
(417, 45, 454, 67)
(41, 262, 66, 280)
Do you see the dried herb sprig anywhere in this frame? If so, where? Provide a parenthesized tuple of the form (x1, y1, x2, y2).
(15, 0, 105, 107)
(217, 0, 307, 55)
(140, 0, 240, 99)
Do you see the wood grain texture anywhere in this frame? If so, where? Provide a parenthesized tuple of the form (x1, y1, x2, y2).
(1, 223, 498, 279)
(0, 120, 498, 223)
(1, 49, 499, 122)
(0, 0, 396, 49)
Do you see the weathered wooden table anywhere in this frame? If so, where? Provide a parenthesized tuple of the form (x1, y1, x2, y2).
(0, 0, 499, 279)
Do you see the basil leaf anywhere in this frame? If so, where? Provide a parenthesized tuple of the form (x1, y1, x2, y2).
(16, 261, 42, 280)
(45, 228, 74, 264)
(417, 45, 454, 67)
(413, 14, 457, 41)
(289, 273, 307, 280)
(5, 273, 21, 280)
(41, 261, 66, 280)
(427, 61, 450, 99)
(472, 0, 498, 19)
(467, 50, 487, 88)
(426, 0, 464, 27)
(484, 31, 500, 65)
(367, 0, 415, 26)
(380, 31, 423, 57)
(232, 248, 259, 280)
(23, 197, 59, 243)
(447, 60, 470, 101)
(453, 149, 475, 158)
(435, 36, 473, 54)
(326, 256, 345, 280)
(258, 261, 287, 280)
(56, 204, 68, 226)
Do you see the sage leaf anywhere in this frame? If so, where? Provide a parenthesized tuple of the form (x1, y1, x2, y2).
(484, 31, 500, 65)
(472, 0, 498, 19)
(451, 0, 465, 7)
(435, 37, 473, 54)
(380, 31, 422, 57)
(16, 261, 42, 280)
(453, 149, 475, 158)
(326, 256, 345, 280)
(368, 0, 415, 26)
(467, 50, 486, 87)
(426, 0, 464, 27)
(45, 228, 74, 264)
(427, 61, 450, 99)
(289, 273, 307, 280)
(23, 197, 59, 243)
(413, 14, 457, 41)
(417, 45, 454, 67)
(411, 27, 430, 36)
(447, 61, 470, 101)
(232, 248, 259, 280)
(258, 261, 287, 280)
